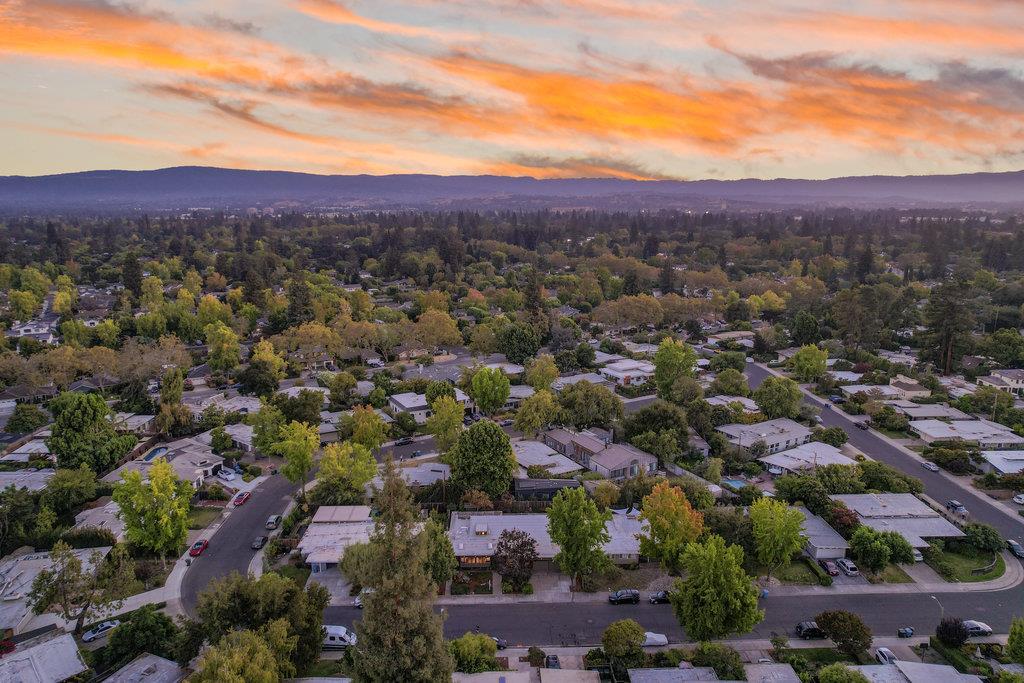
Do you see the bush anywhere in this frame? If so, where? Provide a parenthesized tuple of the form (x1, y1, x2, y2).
(936, 617, 969, 648)
(204, 483, 229, 501)
(691, 642, 744, 681)
(60, 526, 118, 549)
(804, 556, 834, 586)
(528, 646, 547, 667)
(964, 523, 1004, 554)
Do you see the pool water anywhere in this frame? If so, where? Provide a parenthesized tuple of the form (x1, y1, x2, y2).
(142, 446, 168, 462)
(721, 477, 747, 490)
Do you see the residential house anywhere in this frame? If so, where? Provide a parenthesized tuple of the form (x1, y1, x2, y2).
(448, 510, 644, 568)
(0, 632, 89, 682)
(388, 388, 471, 425)
(840, 384, 902, 400)
(759, 441, 856, 475)
(687, 433, 711, 458)
(889, 374, 930, 400)
(551, 372, 612, 392)
(830, 493, 964, 549)
(978, 368, 1024, 397)
(513, 478, 581, 501)
(102, 436, 224, 488)
(512, 439, 582, 477)
(0, 469, 54, 492)
(73, 499, 126, 542)
(112, 412, 158, 436)
(196, 423, 255, 452)
(598, 358, 655, 387)
(106, 653, 187, 683)
(705, 395, 759, 414)
(503, 384, 535, 413)
(884, 400, 969, 421)
(716, 418, 812, 455)
(908, 419, 1024, 449)
(852, 661, 982, 682)
(1, 437, 51, 464)
(827, 370, 864, 384)
(541, 428, 657, 480)
(796, 506, 849, 561)
(593, 350, 626, 365)
(297, 506, 376, 573)
(977, 450, 1024, 476)
(483, 361, 524, 377)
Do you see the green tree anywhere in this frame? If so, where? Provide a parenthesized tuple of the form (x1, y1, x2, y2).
(210, 425, 233, 454)
(749, 498, 806, 577)
(813, 426, 848, 448)
(709, 368, 749, 397)
(525, 354, 559, 391)
(817, 663, 870, 683)
(319, 441, 377, 496)
(113, 457, 192, 567)
(328, 371, 358, 407)
(350, 404, 389, 451)
(426, 395, 464, 454)
(205, 322, 241, 372)
(48, 391, 137, 472)
(5, 403, 49, 433)
(351, 460, 453, 682)
(547, 486, 611, 587)
(470, 367, 511, 416)
(638, 481, 704, 574)
(497, 323, 541, 365)
(558, 380, 623, 430)
(922, 278, 974, 374)
(272, 421, 320, 504)
(41, 464, 97, 516)
(271, 389, 324, 426)
(493, 528, 539, 591)
(790, 344, 828, 382)
(239, 361, 280, 398)
(423, 517, 457, 588)
(448, 632, 499, 673)
(816, 610, 872, 658)
(29, 541, 138, 634)
(251, 402, 285, 455)
(449, 420, 516, 498)
(691, 642, 745, 681)
(1007, 617, 1024, 664)
(602, 619, 645, 669)
(752, 376, 803, 419)
(515, 390, 559, 438)
(190, 623, 293, 683)
(849, 526, 891, 572)
(654, 337, 697, 400)
(669, 535, 763, 640)
(160, 367, 184, 405)
(102, 604, 178, 671)
(425, 380, 456, 405)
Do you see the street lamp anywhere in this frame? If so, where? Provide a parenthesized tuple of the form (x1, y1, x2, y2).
(931, 594, 945, 620)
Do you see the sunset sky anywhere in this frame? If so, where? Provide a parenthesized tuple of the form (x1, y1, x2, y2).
(2, 0, 1023, 179)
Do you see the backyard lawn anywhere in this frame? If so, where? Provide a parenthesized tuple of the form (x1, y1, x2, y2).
(273, 563, 312, 587)
(188, 506, 222, 530)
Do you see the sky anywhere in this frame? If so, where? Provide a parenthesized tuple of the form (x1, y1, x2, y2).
(2, 0, 1024, 179)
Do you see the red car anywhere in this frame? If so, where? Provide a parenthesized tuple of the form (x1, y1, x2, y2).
(189, 539, 209, 557)
(234, 491, 251, 506)
(818, 559, 840, 577)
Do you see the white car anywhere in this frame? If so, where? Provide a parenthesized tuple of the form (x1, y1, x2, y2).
(82, 619, 120, 642)
(875, 647, 897, 665)
(323, 625, 357, 649)
(1013, 494, 1024, 505)
(964, 620, 993, 637)
(922, 462, 940, 472)
(217, 468, 236, 482)
(643, 632, 669, 647)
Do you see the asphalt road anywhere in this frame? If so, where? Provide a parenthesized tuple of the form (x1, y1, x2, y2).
(180, 473, 299, 615)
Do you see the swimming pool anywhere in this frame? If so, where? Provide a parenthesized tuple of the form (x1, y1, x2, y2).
(721, 477, 747, 490)
(142, 446, 168, 462)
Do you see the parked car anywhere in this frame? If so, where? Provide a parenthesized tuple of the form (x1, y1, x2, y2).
(875, 647, 898, 665)
(354, 588, 375, 608)
(189, 539, 209, 557)
(649, 590, 670, 604)
(266, 514, 282, 530)
(217, 468, 236, 481)
(912, 549, 924, 562)
(818, 559, 840, 577)
(411, 450, 423, 457)
(897, 627, 915, 638)
(836, 559, 859, 576)
(499, 419, 513, 426)
(395, 437, 414, 446)
(609, 589, 640, 604)
(795, 621, 826, 639)
(82, 620, 120, 642)
(855, 421, 869, 430)
(323, 625, 357, 649)
(964, 620, 993, 637)
(251, 535, 268, 550)
(232, 462, 244, 474)
(828, 395, 844, 403)
(946, 500, 968, 515)
(814, 415, 823, 424)
(234, 491, 251, 506)
(922, 461, 940, 472)
(491, 636, 507, 650)
(643, 632, 669, 647)
(1008, 540, 1024, 559)
(1012, 494, 1024, 505)
(545, 655, 561, 669)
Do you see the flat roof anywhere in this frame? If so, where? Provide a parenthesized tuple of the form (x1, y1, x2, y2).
(311, 505, 372, 524)
(979, 450, 1024, 475)
(830, 493, 964, 547)
(795, 506, 849, 551)
(0, 633, 88, 683)
(0, 548, 111, 633)
(717, 418, 812, 444)
(512, 440, 582, 475)
(106, 653, 187, 683)
(298, 521, 375, 564)
(0, 469, 54, 492)
(706, 395, 759, 412)
(448, 511, 644, 559)
(910, 419, 1024, 445)
(760, 442, 856, 472)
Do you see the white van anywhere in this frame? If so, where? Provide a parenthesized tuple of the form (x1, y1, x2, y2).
(323, 625, 356, 649)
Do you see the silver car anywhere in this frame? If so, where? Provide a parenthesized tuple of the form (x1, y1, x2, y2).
(82, 619, 120, 642)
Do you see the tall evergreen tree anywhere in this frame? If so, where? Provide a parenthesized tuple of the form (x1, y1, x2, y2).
(351, 460, 453, 682)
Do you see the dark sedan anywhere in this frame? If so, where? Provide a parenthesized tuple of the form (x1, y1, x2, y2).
(608, 589, 640, 604)
(251, 536, 269, 550)
(649, 590, 670, 604)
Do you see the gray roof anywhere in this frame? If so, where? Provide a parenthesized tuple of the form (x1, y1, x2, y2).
(830, 494, 964, 548)
(448, 511, 644, 559)
(0, 633, 88, 683)
(795, 506, 848, 552)
(106, 653, 187, 683)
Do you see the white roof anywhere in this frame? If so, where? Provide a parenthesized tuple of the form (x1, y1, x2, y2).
(884, 401, 969, 421)
(0, 633, 88, 683)
(298, 520, 375, 564)
(706, 395, 759, 412)
(512, 439, 583, 475)
(717, 418, 812, 445)
(828, 370, 864, 383)
(0, 468, 54, 492)
(911, 419, 1024, 446)
(552, 373, 608, 389)
(602, 359, 655, 374)
(593, 351, 625, 364)
(830, 493, 964, 548)
(0, 547, 111, 633)
(484, 362, 524, 375)
(760, 441, 855, 472)
(311, 505, 372, 524)
(390, 388, 470, 411)
(853, 661, 982, 683)
(795, 506, 848, 552)
(979, 450, 1024, 475)
(448, 511, 644, 559)
(277, 385, 330, 401)
(74, 500, 126, 541)
(841, 384, 901, 398)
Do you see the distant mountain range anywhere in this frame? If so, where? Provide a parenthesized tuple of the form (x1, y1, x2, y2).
(0, 166, 1021, 214)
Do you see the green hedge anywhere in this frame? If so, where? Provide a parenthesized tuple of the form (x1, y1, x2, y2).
(804, 556, 834, 586)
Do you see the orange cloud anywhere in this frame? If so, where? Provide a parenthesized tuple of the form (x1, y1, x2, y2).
(290, 0, 466, 40)
(485, 154, 678, 180)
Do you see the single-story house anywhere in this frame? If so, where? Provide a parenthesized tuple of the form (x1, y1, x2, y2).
(483, 361, 524, 377)
(196, 423, 255, 452)
(937, 376, 978, 399)
(705, 395, 759, 414)
(106, 653, 186, 683)
(908, 419, 1024, 449)
(598, 359, 655, 387)
(593, 350, 625, 365)
(111, 412, 158, 435)
(716, 418, 812, 455)
(977, 450, 1024, 476)
(448, 511, 644, 568)
(830, 493, 964, 549)
(73, 499, 126, 542)
(852, 660, 982, 683)
(628, 663, 800, 683)
(388, 388, 471, 425)
(889, 375, 930, 400)
(878, 349, 919, 367)
(276, 385, 331, 405)
(102, 437, 224, 488)
(827, 370, 864, 384)
(512, 439, 583, 477)
(796, 506, 849, 560)
(884, 400, 969, 421)
(0, 632, 89, 682)
(688, 433, 711, 458)
(840, 384, 902, 400)
(184, 393, 262, 417)
(1, 438, 51, 464)
(0, 469, 54, 492)
(504, 384, 535, 412)
(551, 373, 611, 392)
(759, 441, 856, 475)
(298, 506, 376, 573)
(513, 478, 581, 501)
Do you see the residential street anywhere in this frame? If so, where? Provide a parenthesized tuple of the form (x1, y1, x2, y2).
(180, 473, 299, 615)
